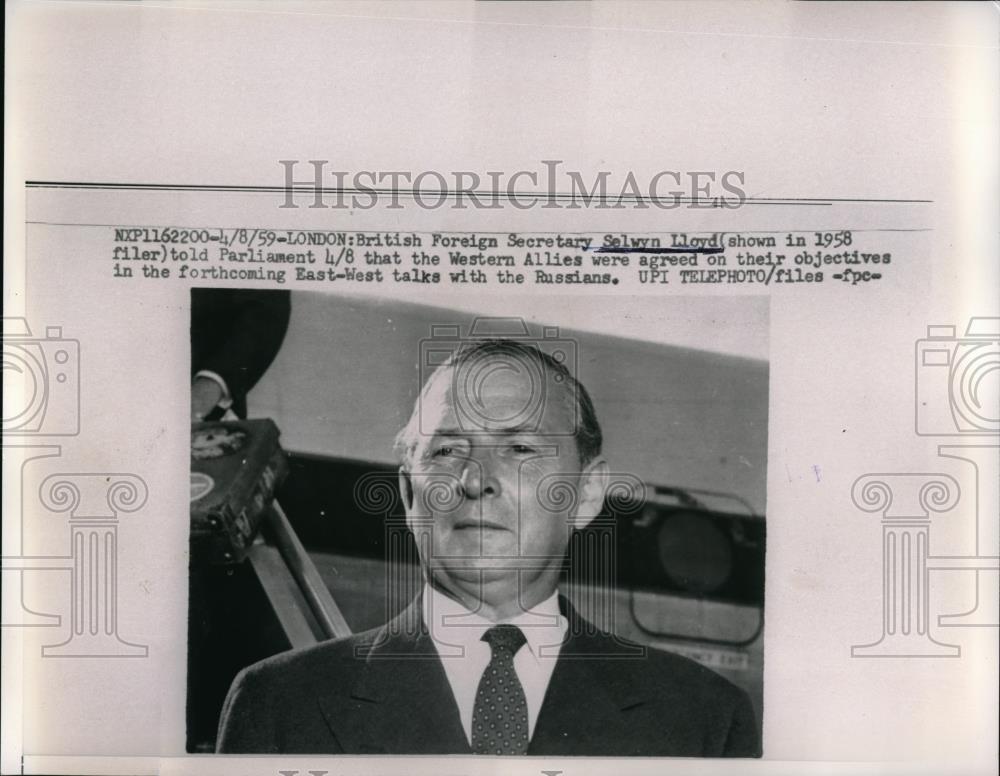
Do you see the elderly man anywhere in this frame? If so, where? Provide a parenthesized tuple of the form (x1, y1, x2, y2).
(216, 339, 760, 757)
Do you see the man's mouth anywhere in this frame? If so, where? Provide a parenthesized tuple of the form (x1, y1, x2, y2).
(454, 519, 509, 531)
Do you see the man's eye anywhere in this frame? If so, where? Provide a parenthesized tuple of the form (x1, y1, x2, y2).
(432, 443, 469, 459)
(511, 444, 537, 454)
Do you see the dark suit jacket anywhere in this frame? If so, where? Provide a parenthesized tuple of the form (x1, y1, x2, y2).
(190, 288, 291, 419)
(216, 597, 760, 757)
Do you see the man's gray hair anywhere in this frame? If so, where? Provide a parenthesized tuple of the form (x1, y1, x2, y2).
(395, 338, 603, 467)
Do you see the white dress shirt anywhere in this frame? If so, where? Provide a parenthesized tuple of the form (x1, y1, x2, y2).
(422, 584, 568, 743)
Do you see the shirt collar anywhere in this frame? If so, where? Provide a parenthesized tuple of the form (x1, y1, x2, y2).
(422, 583, 567, 660)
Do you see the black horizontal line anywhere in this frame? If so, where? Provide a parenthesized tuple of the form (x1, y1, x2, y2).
(24, 181, 933, 204)
(25, 220, 934, 235)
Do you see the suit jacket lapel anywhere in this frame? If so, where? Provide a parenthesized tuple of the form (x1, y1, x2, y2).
(315, 595, 650, 755)
(529, 600, 649, 756)
(317, 598, 471, 754)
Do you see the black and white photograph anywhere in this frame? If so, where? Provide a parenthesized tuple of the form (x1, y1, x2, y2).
(186, 291, 768, 756)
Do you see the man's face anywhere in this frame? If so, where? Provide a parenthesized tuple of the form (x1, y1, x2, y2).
(399, 353, 606, 615)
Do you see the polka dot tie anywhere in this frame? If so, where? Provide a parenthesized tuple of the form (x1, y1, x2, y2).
(471, 624, 529, 755)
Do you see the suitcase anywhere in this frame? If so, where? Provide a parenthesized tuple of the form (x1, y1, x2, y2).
(189, 419, 288, 565)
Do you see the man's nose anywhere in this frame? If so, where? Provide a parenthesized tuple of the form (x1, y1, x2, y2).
(459, 455, 499, 499)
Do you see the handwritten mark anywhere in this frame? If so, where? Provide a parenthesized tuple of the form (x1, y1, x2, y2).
(592, 246, 720, 254)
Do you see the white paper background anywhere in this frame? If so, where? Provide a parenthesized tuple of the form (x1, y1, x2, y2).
(4, 2, 998, 774)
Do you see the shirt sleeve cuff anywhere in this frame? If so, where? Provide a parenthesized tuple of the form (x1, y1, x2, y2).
(194, 370, 234, 409)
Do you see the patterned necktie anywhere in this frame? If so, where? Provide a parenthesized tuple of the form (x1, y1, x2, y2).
(471, 624, 529, 755)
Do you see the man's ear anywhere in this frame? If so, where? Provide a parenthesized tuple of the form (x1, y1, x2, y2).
(398, 467, 414, 513)
(570, 457, 609, 530)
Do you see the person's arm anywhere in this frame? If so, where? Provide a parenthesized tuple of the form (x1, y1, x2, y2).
(191, 289, 291, 419)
